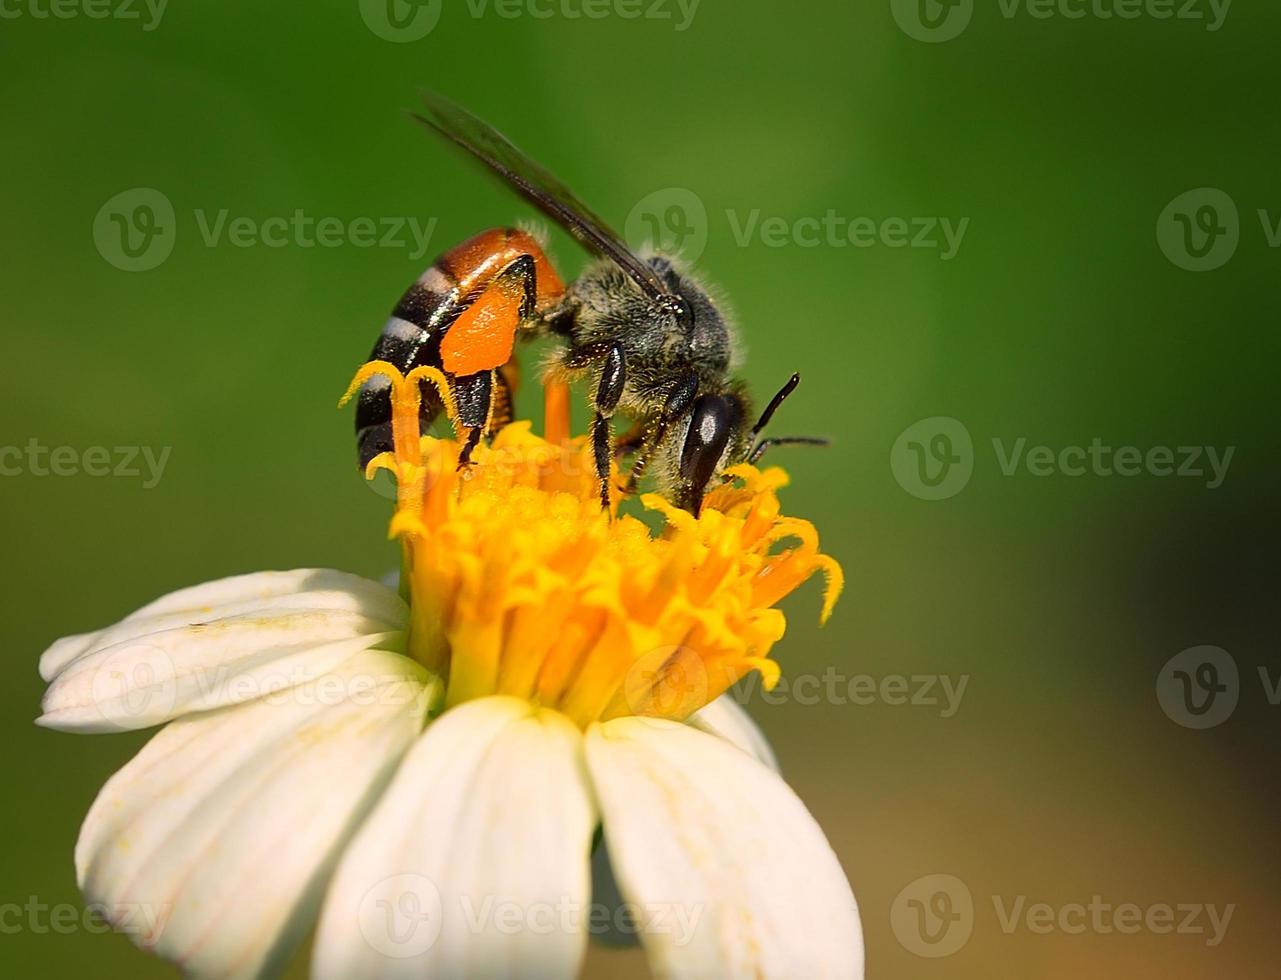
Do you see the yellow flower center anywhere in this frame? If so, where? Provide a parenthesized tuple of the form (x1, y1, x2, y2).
(340, 361, 842, 728)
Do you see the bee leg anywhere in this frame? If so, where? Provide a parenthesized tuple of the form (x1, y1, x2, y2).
(621, 423, 663, 495)
(593, 346, 627, 508)
(450, 370, 495, 471)
(564, 341, 627, 509)
(457, 427, 484, 470)
(490, 367, 515, 432)
(622, 373, 699, 494)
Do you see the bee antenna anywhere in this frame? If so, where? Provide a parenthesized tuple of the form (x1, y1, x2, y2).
(750, 372, 802, 439)
(748, 436, 830, 466)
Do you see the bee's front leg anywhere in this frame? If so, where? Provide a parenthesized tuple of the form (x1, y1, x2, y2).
(564, 341, 626, 510)
(622, 373, 699, 496)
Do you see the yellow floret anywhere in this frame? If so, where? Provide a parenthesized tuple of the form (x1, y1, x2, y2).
(340, 361, 842, 727)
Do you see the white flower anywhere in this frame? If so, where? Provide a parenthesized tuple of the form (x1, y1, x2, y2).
(40, 568, 861, 979)
(39, 366, 861, 978)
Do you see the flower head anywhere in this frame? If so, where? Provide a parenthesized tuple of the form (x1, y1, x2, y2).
(37, 362, 862, 979)
(341, 359, 842, 728)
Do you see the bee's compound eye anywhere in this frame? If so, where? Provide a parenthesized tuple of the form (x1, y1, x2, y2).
(680, 395, 738, 492)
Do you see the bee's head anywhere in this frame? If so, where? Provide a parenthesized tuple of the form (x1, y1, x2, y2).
(669, 391, 750, 516)
(658, 373, 827, 515)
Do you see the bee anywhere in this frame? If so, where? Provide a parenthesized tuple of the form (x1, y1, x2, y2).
(354, 92, 825, 514)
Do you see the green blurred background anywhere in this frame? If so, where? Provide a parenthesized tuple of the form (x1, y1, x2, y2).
(2, 0, 1277, 976)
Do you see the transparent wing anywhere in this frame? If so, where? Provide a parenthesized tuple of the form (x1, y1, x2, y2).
(411, 90, 682, 315)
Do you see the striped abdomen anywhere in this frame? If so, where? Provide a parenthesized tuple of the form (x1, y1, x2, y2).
(354, 227, 565, 469)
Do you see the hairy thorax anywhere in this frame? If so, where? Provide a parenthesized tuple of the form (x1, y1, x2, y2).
(552, 254, 738, 415)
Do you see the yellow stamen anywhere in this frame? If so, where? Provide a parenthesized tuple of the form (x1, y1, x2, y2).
(345, 362, 844, 727)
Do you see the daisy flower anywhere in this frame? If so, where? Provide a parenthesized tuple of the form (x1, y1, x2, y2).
(38, 360, 862, 978)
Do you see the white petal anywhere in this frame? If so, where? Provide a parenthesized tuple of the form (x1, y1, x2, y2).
(39, 629, 103, 683)
(587, 695, 778, 952)
(39, 570, 407, 732)
(314, 696, 595, 980)
(76, 649, 436, 980)
(688, 695, 778, 772)
(40, 569, 404, 681)
(585, 718, 862, 980)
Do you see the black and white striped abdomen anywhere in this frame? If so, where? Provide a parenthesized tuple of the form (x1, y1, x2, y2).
(354, 267, 460, 469)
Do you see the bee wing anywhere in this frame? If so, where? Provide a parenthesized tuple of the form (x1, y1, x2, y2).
(411, 90, 682, 315)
